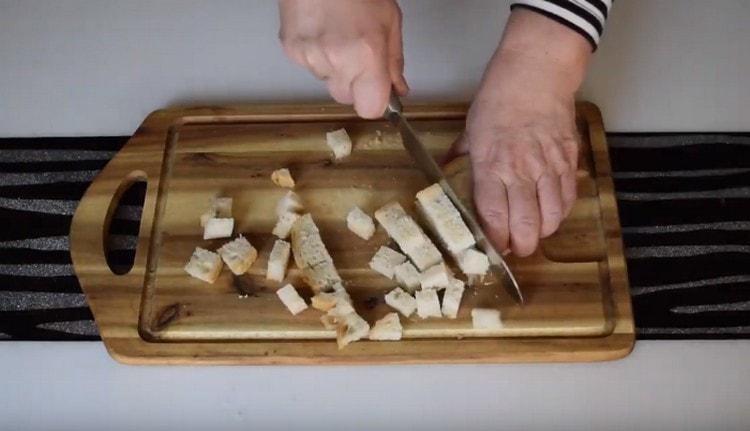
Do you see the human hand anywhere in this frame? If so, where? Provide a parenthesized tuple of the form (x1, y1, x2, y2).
(448, 9, 591, 257)
(278, 0, 408, 118)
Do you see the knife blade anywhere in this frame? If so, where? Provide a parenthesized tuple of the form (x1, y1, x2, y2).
(383, 92, 524, 305)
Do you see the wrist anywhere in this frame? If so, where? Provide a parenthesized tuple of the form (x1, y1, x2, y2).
(489, 8, 591, 95)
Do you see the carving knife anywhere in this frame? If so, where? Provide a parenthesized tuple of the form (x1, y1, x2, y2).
(383, 92, 524, 304)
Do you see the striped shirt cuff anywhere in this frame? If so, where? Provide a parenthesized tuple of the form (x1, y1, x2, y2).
(510, 0, 612, 50)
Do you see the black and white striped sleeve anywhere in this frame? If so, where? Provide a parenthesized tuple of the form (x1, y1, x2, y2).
(510, 0, 612, 50)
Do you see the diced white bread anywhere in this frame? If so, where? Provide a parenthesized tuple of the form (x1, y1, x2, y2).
(346, 206, 375, 240)
(393, 261, 421, 293)
(311, 289, 351, 312)
(203, 217, 234, 240)
(471, 308, 503, 329)
(266, 239, 291, 282)
(326, 128, 352, 160)
(335, 312, 370, 349)
(384, 287, 417, 318)
(420, 262, 451, 290)
(271, 168, 295, 188)
(320, 314, 338, 330)
(272, 212, 300, 239)
(415, 289, 442, 319)
(200, 197, 233, 227)
(217, 235, 257, 275)
(276, 191, 303, 217)
(374, 202, 443, 271)
(368, 312, 403, 341)
(276, 284, 308, 315)
(184, 247, 223, 284)
(456, 248, 490, 276)
(441, 278, 465, 319)
(374, 202, 427, 253)
(416, 183, 475, 254)
(301, 260, 342, 293)
(404, 241, 443, 272)
(368, 246, 407, 279)
(328, 299, 356, 318)
(292, 228, 332, 269)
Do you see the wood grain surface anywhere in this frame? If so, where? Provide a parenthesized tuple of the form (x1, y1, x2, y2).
(69, 102, 634, 364)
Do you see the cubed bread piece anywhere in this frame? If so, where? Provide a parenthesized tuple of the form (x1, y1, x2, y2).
(420, 262, 451, 290)
(441, 278, 465, 319)
(326, 128, 352, 160)
(335, 312, 369, 348)
(384, 287, 417, 318)
(404, 241, 443, 272)
(346, 206, 375, 240)
(368, 312, 403, 341)
(217, 235, 257, 275)
(200, 197, 233, 227)
(416, 183, 475, 254)
(272, 212, 300, 239)
(328, 299, 356, 318)
(292, 229, 332, 269)
(271, 168, 295, 188)
(369, 246, 407, 279)
(415, 289, 442, 319)
(276, 191, 303, 217)
(302, 260, 342, 293)
(374, 202, 428, 253)
(471, 308, 503, 329)
(393, 261, 421, 293)
(456, 248, 490, 276)
(276, 284, 308, 315)
(320, 314, 338, 330)
(311, 289, 351, 312)
(266, 239, 291, 282)
(203, 217, 234, 240)
(184, 247, 223, 284)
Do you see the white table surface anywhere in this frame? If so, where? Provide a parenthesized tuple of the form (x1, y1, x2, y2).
(2, 1, 750, 429)
(2, 341, 749, 430)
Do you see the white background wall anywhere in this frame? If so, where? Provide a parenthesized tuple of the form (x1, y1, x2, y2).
(1, 0, 749, 137)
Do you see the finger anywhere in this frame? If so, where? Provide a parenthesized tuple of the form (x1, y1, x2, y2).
(443, 131, 470, 164)
(539, 135, 570, 176)
(326, 76, 354, 105)
(351, 49, 391, 119)
(560, 170, 577, 216)
(387, 7, 409, 96)
(303, 45, 334, 81)
(473, 167, 510, 253)
(507, 180, 541, 257)
(537, 173, 564, 238)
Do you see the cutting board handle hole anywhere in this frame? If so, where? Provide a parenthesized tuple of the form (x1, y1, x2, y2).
(104, 172, 147, 275)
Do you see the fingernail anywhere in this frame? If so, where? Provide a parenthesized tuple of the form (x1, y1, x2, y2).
(502, 249, 512, 256)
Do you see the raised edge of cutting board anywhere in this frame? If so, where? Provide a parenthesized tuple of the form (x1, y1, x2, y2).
(69, 102, 634, 364)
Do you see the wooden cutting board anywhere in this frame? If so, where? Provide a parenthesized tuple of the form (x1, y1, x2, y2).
(70, 102, 634, 364)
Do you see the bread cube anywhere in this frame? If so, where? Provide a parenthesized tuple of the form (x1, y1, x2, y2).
(301, 260, 342, 293)
(266, 239, 291, 282)
(384, 287, 417, 318)
(369, 312, 403, 341)
(272, 212, 300, 239)
(203, 217, 234, 240)
(471, 308, 503, 329)
(200, 197, 233, 227)
(276, 284, 308, 315)
(415, 289, 442, 319)
(369, 246, 407, 279)
(441, 278, 465, 319)
(326, 128, 353, 160)
(393, 261, 421, 293)
(271, 168, 295, 188)
(420, 262, 451, 290)
(346, 206, 375, 240)
(457, 248, 490, 277)
(217, 235, 257, 275)
(184, 247, 223, 284)
(335, 312, 369, 349)
(416, 183, 475, 254)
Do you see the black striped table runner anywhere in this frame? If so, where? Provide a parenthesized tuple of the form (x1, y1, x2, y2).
(1, 134, 749, 340)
